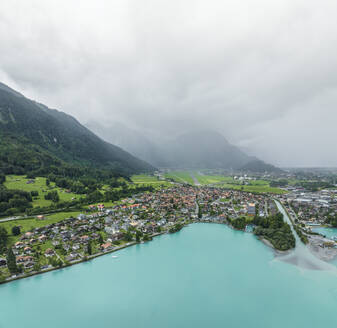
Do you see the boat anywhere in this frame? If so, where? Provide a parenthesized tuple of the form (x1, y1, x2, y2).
(111, 255, 118, 258)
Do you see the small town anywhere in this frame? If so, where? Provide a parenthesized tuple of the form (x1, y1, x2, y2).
(1, 178, 337, 283)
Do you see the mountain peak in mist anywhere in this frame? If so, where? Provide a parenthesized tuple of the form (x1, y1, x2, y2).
(86, 123, 279, 172)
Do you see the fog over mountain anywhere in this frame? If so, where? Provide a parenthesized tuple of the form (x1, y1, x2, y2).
(1, 1, 337, 167)
(86, 121, 281, 172)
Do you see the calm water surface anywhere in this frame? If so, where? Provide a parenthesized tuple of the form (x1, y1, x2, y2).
(1, 223, 337, 328)
(313, 226, 337, 240)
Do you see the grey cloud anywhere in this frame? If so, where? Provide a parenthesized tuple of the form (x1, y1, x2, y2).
(1, 0, 337, 166)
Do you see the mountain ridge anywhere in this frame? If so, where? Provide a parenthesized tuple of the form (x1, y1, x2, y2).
(0, 82, 154, 176)
(86, 123, 281, 173)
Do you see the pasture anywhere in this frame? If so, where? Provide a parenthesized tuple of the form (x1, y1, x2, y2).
(4, 175, 79, 207)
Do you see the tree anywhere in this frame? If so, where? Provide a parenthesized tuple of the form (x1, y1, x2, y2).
(0, 227, 8, 252)
(30, 190, 39, 197)
(135, 230, 142, 242)
(7, 248, 18, 274)
(123, 230, 133, 242)
(11, 226, 21, 236)
(143, 234, 150, 241)
(44, 191, 59, 202)
(198, 205, 202, 219)
(87, 241, 92, 255)
(33, 262, 41, 272)
(98, 233, 104, 244)
(46, 179, 50, 186)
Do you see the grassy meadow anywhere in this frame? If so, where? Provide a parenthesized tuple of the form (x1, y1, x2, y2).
(4, 175, 79, 207)
(131, 174, 171, 188)
(164, 171, 195, 184)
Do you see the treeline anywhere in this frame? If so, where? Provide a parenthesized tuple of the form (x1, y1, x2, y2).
(228, 217, 247, 230)
(295, 181, 334, 192)
(253, 213, 295, 251)
(228, 213, 295, 251)
(169, 223, 184, 233)
(270, 179, 289, 187)
(44, 191, 60, 202)
(293, 225, 308, 244)
(326, 214, 337, 228)
(0, 187, 33, 215)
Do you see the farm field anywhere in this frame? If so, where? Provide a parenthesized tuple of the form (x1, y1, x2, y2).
(219, 183, 286, 194)
(192, 172, 232, 185)
(4, 175, 79, 207)
(164, 171, 194, 185)
(131, 175, 171, 188)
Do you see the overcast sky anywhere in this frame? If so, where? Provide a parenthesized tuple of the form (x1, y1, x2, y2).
(1, 0, 337, 167)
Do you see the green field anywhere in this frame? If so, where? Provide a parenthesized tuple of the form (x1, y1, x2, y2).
(164, 171, 194, 185)
(219, 183, 286, 194)
(192, 172, 284, 193)
(4, 175, 79, 207)
(192, 172, 233, 185)
(131, 175, 171, 188)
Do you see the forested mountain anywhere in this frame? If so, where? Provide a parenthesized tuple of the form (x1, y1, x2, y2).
(0, 82, 154, 177)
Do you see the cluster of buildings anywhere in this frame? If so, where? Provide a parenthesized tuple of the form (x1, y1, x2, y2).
(0, 186, 273, 279)
(279, 188, 337, 226)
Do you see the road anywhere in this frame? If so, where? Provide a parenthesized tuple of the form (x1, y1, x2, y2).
(189, 172, 201, 186)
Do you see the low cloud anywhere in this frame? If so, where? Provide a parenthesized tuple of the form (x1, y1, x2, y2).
(1, 0, 337, 166)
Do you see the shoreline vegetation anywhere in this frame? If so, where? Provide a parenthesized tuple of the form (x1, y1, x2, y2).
(228, 212, 296, 251)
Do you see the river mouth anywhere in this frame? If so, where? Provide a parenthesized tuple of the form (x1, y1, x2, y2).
(274, 200, 337, 272)
(275, 252, 332, 271)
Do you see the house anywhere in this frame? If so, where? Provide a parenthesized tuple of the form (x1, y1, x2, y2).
(247, 203, 256, 216)
(98, 204, 105, 211)
(37, 215, 45, 220)
(79, 235, 90, 243)
(72, 244, 80, 251)
(24, 246, 32, 254)
(105, 216, 113, 224)
(45, 248, 56, 257)
(0, 258, 6, 267)
(100, 242, 112, 251)
(130, 221, 138, 228)
(24, 261, 35, 269)
(65, 253, 80, 262)
(14, 241, 24, 249)
(38, 235, 47, 242)
(16, 256, 34, 263)
(78, 214, 87, 220)
(21, 232, 34, 240)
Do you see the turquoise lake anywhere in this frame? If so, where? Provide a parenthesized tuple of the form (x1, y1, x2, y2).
(1, 223, 337, 328)
(312, 226, 337, 240)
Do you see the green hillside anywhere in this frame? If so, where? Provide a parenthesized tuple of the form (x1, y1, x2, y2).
(0, 82, 154, 177)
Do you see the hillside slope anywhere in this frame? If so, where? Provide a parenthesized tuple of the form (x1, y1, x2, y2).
(0, 82, 154, 176)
